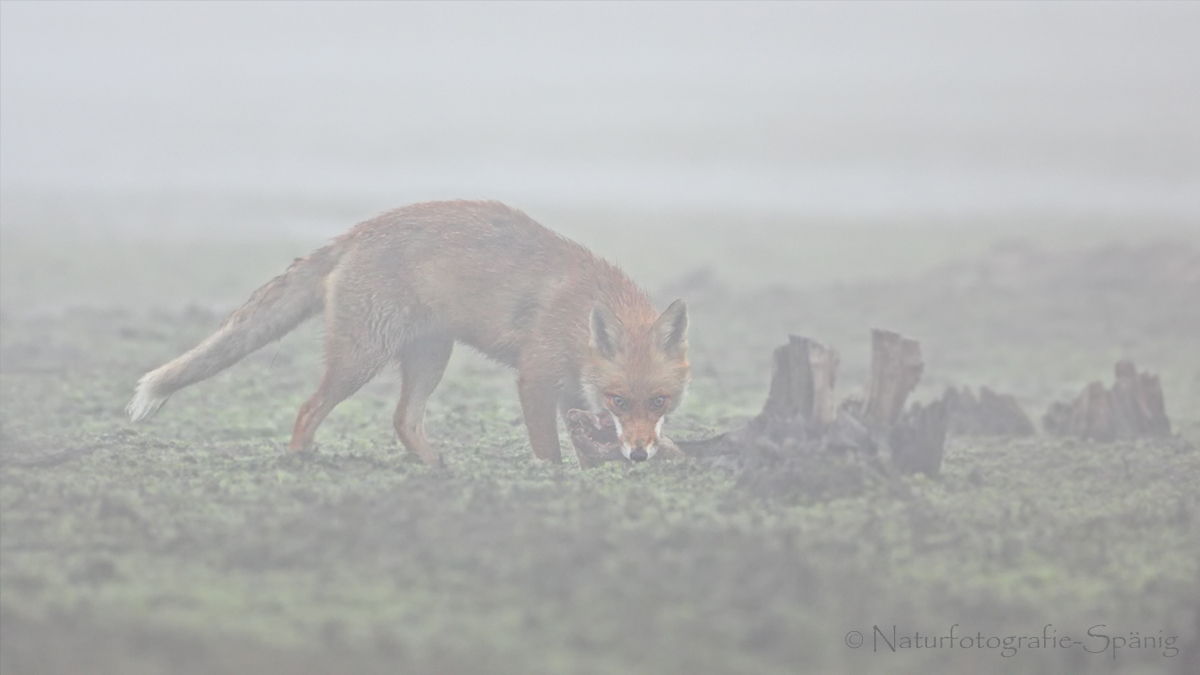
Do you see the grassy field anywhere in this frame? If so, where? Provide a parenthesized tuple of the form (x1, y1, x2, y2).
(1, 203, 1198, 674)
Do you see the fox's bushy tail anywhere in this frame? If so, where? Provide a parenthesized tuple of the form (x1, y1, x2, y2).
(127, 241, 343, 421)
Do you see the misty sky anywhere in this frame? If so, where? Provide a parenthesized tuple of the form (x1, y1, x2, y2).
(2, 1, 1198, 218)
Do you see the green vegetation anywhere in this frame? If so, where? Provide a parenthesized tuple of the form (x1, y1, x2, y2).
(2, 222, 1197, 674)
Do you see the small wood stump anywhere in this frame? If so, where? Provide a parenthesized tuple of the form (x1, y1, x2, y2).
(858, 329, 924, 431)
(1043, 360, 1171, 441)
(943, 386, 1036, 437)
(751, 334, 841, 440)
(840, 330, 947, 476)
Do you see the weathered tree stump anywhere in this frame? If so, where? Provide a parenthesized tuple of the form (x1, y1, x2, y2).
(859, 329, 924, 431)
(1043, 360, 1171, 441)
(678, 329, 949, 478)
(889, 399, 948, 476)
(674, 335, 860, 465)
(943, 386, 1036, 436)
(853, 329, 946, 476)
(752, 335, 840, 438)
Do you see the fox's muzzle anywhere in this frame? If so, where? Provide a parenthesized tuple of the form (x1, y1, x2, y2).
(623, 438, 656, 462)
(610, 413, 660, 462)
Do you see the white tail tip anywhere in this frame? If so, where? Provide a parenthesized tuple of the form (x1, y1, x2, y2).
(127, 374, 168, 421)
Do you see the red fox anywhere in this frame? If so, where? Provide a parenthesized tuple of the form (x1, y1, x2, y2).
(127, 201, 690, 467)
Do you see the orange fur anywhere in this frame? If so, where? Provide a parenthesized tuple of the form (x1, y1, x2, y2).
(128, 201, 690, 467)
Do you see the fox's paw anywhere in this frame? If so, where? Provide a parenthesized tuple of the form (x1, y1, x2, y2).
(126, 390, 167, 422)
(127, 369, 172, 422)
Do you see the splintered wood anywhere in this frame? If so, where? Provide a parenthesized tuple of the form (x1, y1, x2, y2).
(944, 387, 1036, 437)
(860, 330, 923, 430)
(754, 336, 840, 435)
(889, 399, 948, 477)
(855, 330, 944, 476)
(677, 329, 951, 477)
(1043, 360, 1171, 442)
(750, 330, 947, 474)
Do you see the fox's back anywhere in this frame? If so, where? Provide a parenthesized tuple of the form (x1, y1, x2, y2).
(331, 201, 655, 365)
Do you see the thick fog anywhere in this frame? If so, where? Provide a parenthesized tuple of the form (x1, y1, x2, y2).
(4, 6, 1200, 674)
(3, 1, 1198, 224)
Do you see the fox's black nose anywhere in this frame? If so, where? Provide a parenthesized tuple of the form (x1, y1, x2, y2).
(630, 447, 648, 462)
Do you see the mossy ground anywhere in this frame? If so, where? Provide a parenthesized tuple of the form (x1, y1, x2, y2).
(1, 215, 1198, 674)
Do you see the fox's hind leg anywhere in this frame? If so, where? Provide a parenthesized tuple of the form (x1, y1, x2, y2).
(393, 333, 454, 467)
(289, 332, 388, 452)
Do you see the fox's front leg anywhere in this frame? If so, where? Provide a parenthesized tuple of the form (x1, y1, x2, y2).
(517, 373, 563, 463)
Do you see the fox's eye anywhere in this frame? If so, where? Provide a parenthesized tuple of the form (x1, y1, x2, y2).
(609, 394, 628, 410)
(649, 395, 667, 410)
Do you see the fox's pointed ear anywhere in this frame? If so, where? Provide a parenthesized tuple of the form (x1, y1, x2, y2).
(590, 304, 624, 360)
(653, 299, 688, 356)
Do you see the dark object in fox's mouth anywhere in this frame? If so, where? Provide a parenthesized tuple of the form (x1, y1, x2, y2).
(565, 408, 625, 468)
